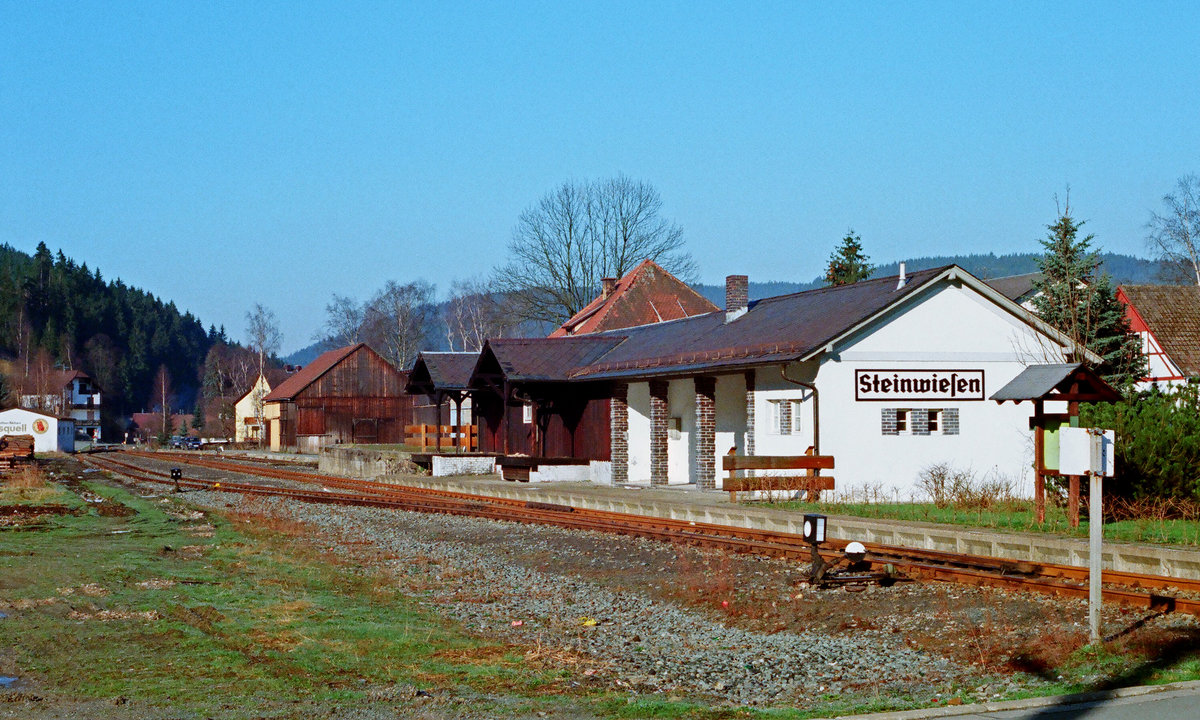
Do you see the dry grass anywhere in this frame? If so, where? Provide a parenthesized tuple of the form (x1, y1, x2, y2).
(5, 464, 47, 489)
(0, 464, 60, 504)
(225, 500, 314, 537)
(521, 640, 605, 669)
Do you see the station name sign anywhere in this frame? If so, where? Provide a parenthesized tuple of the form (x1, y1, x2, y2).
(855, 369, 985, 401)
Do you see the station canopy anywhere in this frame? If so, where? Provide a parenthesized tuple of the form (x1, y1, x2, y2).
(990, 363, 1122, 404)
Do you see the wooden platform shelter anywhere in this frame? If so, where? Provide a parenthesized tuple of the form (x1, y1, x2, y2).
(991, 363, 1122, 525)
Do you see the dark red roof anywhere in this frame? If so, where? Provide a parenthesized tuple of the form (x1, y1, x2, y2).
(1119, 285, 1200, 377)
(573, 267, 950, 378)
(549, 259, 717, 337)
(475, 336, 626, 383)
(466, 265, 1066, 385)
(406, 352, 479, 393)
(263, 344, 362, 402)
(985, 272, 1043, 303)
(22, 369, 97, 394)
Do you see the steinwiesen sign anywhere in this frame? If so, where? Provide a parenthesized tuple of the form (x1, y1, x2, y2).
(855, 369, 985, 401)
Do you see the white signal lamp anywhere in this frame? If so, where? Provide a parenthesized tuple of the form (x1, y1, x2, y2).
(802, 513, 827, 545)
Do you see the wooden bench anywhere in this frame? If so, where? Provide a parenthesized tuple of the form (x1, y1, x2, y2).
(722, 448, 834, 500)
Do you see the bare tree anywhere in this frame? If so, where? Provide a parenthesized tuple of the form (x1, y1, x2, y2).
(444, 277, 513, 352)
(317, 294, 365, 348)
(361, 280, 434, 370)
(493, 174, 695, 325)
(154, 364, 173, 441)
(245, 304, 282, 447)
(245, 303, 282, 379)
(1148, 174, 1200, 286)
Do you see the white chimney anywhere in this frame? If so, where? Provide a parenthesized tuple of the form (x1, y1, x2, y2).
(896, 262, 907, 290)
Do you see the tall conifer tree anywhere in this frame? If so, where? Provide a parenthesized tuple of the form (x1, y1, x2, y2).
(825, 230, 873, 286)
(1031, 205, 1145, 389)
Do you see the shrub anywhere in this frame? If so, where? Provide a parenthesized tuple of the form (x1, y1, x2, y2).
(1081, 384, 1200, 501)
(918, 463, 1015, 510)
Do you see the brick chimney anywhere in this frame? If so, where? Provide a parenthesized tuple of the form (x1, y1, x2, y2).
(725, 274, 749, 322)
(601, 277, 618, 298)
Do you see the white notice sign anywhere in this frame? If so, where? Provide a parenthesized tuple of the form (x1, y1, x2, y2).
(1058, 427, 1115, 477)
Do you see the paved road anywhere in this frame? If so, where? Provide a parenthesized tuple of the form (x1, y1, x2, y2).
(830, 680, 1200, 719)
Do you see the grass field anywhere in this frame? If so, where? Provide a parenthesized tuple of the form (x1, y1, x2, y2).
(4, 466, 1199, 719)
(764, 499, 1200, 546)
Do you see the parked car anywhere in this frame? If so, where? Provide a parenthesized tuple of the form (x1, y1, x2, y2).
(184, 436, 203, 450)
(168, 435, 186, 449)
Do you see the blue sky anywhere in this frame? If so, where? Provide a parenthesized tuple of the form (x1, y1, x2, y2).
(2, 2, 1198, 352)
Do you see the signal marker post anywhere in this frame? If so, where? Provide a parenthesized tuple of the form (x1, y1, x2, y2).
(1060, 427, 1115, 644)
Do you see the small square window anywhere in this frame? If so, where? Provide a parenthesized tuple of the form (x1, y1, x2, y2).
(895, 410, 908, 433)
(927, 409, 941, 433)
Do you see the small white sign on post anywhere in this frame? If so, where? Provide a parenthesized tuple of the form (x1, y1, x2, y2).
(1058, 427, 1115, 477)
(1059, 427, 1115, 643)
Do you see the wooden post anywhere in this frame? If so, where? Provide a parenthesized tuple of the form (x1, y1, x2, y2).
(1066, 383, 1081, 529)
(1068, 475, 1081, 528)
(1033, 399, 1046, 524)
(453, 394, 464, 453)
(502, 380, 510, 456)
(435, 393, 444, 452)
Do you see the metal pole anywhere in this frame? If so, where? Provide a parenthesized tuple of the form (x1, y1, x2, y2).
(1089, 469, 1103, 643)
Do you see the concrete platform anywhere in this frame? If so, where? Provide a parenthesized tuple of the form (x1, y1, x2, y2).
(387, 474, 1200, 581)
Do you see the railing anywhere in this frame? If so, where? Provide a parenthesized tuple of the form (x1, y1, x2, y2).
(722, 447, 835, 499)
(404, 424, 478, 451)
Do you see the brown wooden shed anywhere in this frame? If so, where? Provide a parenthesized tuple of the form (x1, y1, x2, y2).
(263, 343, 413, 452)
(469, 337, 621, 461)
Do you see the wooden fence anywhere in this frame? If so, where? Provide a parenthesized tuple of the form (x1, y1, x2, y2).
(404, 424, 478, 451)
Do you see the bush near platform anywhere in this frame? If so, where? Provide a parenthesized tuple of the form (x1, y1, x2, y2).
(1081, 384, 1200, 502)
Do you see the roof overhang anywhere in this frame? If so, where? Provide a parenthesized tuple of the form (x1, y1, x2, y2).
(797, 266, 1103, 365)
(990, 363, 1122, 404)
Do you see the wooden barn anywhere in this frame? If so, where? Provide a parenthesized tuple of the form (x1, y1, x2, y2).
(263, 343, 413, 452)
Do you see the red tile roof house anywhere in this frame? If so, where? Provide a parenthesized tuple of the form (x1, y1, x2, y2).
(1117, 285, 1200, 390)
(19, 369, 102, 440)
(454, 265, 1095, 497)
(549, 259, 717, 337)
(262, 343, 413, 453)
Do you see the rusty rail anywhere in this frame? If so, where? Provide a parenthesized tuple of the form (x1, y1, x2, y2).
(93, 450, 1200, 616)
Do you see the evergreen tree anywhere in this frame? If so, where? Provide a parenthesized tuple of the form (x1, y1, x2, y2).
(1031, 206, 1145, 389)
(825, 230, 873, 286)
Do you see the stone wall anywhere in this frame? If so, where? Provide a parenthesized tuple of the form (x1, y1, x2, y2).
(319, 446, 420, 479)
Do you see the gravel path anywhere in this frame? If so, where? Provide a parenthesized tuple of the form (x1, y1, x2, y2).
(94, 455, 1200, 710)
(200, 491, 971, 706)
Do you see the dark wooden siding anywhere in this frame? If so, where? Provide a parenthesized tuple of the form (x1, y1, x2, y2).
(476, 382, 611, 461)
(283, 345, 416, 447)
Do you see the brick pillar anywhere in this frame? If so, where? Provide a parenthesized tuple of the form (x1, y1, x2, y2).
(610, 383, 629, 484)
(649, 380, 669, 486)
(694, 377, 716, 489)
(744, 370, 756, 456)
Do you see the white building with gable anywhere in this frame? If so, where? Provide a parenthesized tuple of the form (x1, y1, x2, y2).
(0, 408, 76, 453)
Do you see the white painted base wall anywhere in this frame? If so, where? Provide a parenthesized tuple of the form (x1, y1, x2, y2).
(432, 456, 497, 476)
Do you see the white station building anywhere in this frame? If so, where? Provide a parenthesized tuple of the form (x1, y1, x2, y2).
(594, 266, 1087, 497)
(0, 408, 76, 453)
(446, 264, 1094, 498)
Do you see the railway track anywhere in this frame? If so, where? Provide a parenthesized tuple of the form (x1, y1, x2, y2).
(88, 450, 1200, 616)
